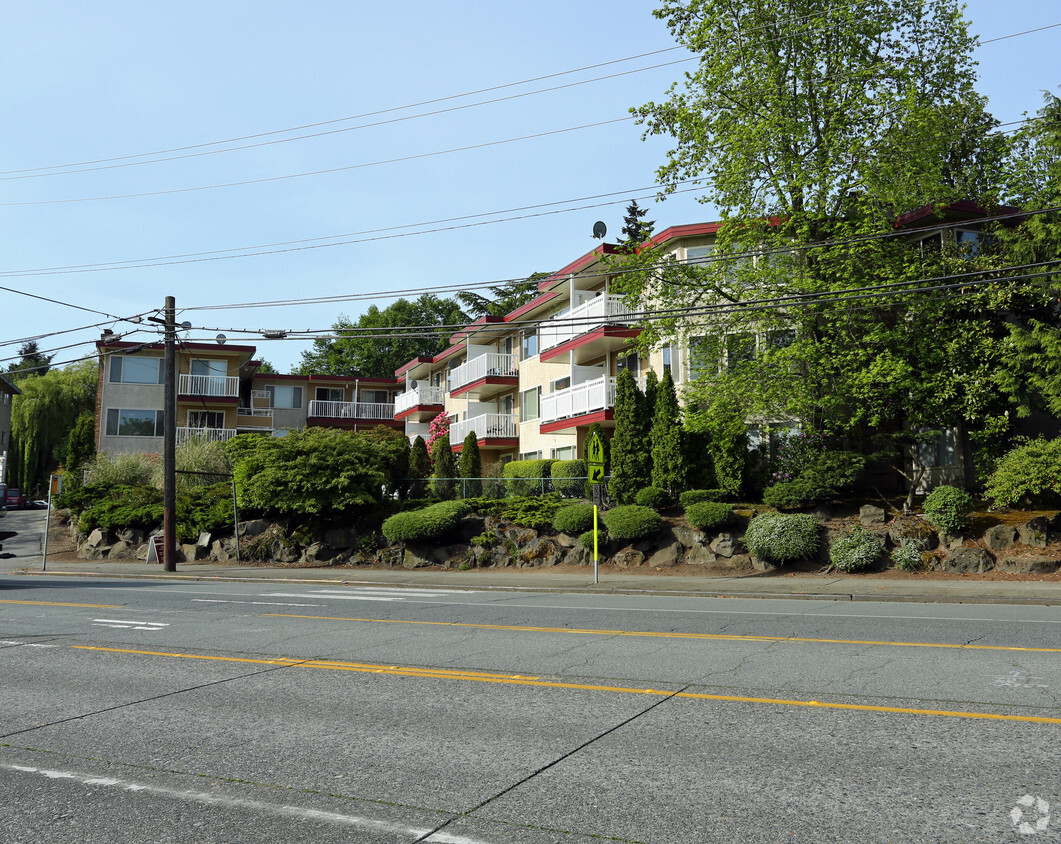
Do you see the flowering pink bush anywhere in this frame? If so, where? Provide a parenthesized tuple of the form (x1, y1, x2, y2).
(426, 412, 451, 454)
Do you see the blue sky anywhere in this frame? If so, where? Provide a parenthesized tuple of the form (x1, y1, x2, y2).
(2, 1, 1058, 375)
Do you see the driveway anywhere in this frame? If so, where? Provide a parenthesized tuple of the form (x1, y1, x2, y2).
(0, 506, 48, 567)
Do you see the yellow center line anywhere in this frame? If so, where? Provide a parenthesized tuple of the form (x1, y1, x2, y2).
(262, 613, 1061, 654)
(0, 599, 120, 609)
(71, 644, 1061, 725)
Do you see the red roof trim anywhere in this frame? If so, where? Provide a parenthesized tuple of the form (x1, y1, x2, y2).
(892, 200, 1022, 229)
(395, 355, 435, 377)
(448, 375, 519, 398)
(540, 409, 613, 433)
(505, 290, 560, 322)
(539, 326, 641, 362)
(394, 403, 445, 421)
(450, 315, 505, 344)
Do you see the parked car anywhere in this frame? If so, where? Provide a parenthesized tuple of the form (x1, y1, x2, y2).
(4, 487, 26, 510)
(0, 483, 6, 518)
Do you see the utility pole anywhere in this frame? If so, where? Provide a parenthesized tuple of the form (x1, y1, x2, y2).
(162, 295, 177, 572)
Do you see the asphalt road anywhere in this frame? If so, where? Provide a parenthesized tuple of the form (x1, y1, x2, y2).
(2, 576, 1059, 842)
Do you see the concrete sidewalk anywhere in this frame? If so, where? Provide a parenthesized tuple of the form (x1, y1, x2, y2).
(5, 557, 1061, 605)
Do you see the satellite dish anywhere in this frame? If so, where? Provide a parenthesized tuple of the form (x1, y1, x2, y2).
(216, 334, 227, 345)
(409, 380, 418, 389)
(592, 221, 607, 240)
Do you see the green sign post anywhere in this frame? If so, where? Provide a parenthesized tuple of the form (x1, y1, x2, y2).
(587, 432, 605, 584)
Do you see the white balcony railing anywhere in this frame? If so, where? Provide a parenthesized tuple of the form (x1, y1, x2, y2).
(178, 374, 239, 397)
(539, 294, 637, 353)
(307, 400, 395, 420)
(450, 413, 517, 443)
(176, 427, 237, 444)
(237, 407, 274, 419)
(447, 353, 517, 392)
(394, 385, 445, 415)
(405, 421, 431, 443)
(540, 376, 616, 425)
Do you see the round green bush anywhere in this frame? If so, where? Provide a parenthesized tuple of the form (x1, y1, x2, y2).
(635, 486, 671, 509)
(984, 437, 1061, 507)
(381, 500, 469, 543)
(602, 505, 662, 541)
(579, 527, 608, 550)
(685, 501, 735, 532)
(679, 489, 727, 507)
(829, 525, 883, 572)
(762, 479, 822, 509)
(921, 485, 973, 535)
(552, 503, 596, 536)
(744, 512, 820, 564)
(891, 540, 923, 572)
(551, 460, 587, 498)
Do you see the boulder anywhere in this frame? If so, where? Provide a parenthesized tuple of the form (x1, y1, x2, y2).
(941, 547, 994, 573)
(503, 526, 538, 547)
(86, 529, 108, 548)
(612, 547, 645, 568)
(647, 544, 681, 568)
(859, 505, 887, 527)
(517, 537, 563, 568)
(982, 525, 1016, 552)
(995, 553, 1061, 574)
(751, 556, 778, 572)
(684, 544, 717, 566)
(108, 540, 135, 560)
(668, 524, 704, 548)
(555, 532, 578, 548)
(238, 519, 270, 538)
(324, 527, 358, 548)
(710, 532, 742, 558)
(119, 528, 145, 545)
(888, 516, 938, 551)
(403, 544, 434, 569)
(181, 543, 203, 562)
(211, 539, 232, 562)
(1017, 517, 1051, 549)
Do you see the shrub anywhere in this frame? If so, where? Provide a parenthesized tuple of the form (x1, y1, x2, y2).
(83, 452, 157, 488)
(458, 432, 482, 498)
(762, 479, 820, 509)
(635, 486, 671, 509)
(179, 482, 236, 540)
(891, 540, 924, 572)
(579, 527, 608, 550)
(984, 437, 1061, 508)
(744, 512, 820, 564)
(685, 501, 735, 532)
(551, 460, 586, 498)
(464, 494, 564, 530)
(381, 500, 470, 543)
(829, 525, 883, 572)
(78, 485, 163, 534)
(602, 505, 661, 541)
(921, 485, 973, 534)
(430, 435, 456, 499)
(503, 459, 556, 497)
(679, 489, 727, 507)
(157, 437, 233, 490)
(552, 503, 596, 535)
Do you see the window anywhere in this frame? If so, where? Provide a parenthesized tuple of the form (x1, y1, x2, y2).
(500, 394, 514, 416)
(266, 385, 303, 408)
(551, 446, 576, 460)
(361, 389, 390, 404)
(616, 352, 639, 377)
(191, 359, 227, 377)
(521, 387, 540, 422)
(518, 450, 542, 461)
(662, 344, 681, 379)
(188, 410, 225, 429)
(105, 409, 164, 437)
(916, 428, 957, 468)
(726, 333, 756, 369)
(316, 387, 343, 402)
(767, 330, 796, 351)
(685, 245, 712, 265)
(521, 330, 538, 359)
(110, 356, 163, 384)
(502, 336, 514, 356)
(688, 335, 721, 379)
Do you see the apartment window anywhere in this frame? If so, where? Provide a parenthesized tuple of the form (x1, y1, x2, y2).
(767, 330, 796, 350)
(518, 450, 542, 461)
(191, 359, 227, 377)
(521, 387, 541, 422)
(502, 336, 514, 356)
(361, 389, 390, 404)
(726, 333, 756, 370)
(551, 446, 576, 460)
(685, 245, 712, 265)
(662, 344, 681, 379)
(316, 387, 343, 403)
(688, 335, 721, 379)
(521, 330, 539, 359)
(188, 410, 225, 429)
(916, 428, 957, 468)
(110, 356, 163, 384)
(616, 352, 639, 377)
(266, 385, 303, 408)
(105, 409, 164, 437)
(500, 394, 514, 416)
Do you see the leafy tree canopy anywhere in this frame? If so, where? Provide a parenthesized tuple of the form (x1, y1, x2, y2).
(296, 294, 468, 377)
(456, 272, 548, 319)
(6, 340, 54, 377)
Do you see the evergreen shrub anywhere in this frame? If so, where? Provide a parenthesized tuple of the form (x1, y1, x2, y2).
(685, 501, 735, 532)
(551, 459, 586, 498)
(78, 485, 163, 535)
(464, 494, 563, 530)
(503, 459, 556, 496)
(602, 505, 661, 541)
(635, 486, 671, 509)
(829, 525, 883, 572)
(579, 527, 608, 550)
(921, 485, 974, 534)
(891, 540, 924, 572)
(381, 500, 470, 543)
(679, 489, 727, 507)
(984, 437, 1061, 507)
(552, 503, 595, 536)
(762, 479, 819, 510)
(744, 512, 820, 564)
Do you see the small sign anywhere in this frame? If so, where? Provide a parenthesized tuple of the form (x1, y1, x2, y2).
(50, 474, 63, 496)
(146, 534, 165, 564)
(592, 484, 603, 507)
(587, 432, 605, 484)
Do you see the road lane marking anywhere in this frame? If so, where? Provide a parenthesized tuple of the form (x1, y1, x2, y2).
(70, 645, 1061, 725)
(92, 619, 169, 631)
(262, 614, 1061, 654)
(1, 764, 491, 843)
(263, 588, 465, 603)
(192, 599, 323, 607)
(0, 640, 57, 648)
(0, 599, 119, 608)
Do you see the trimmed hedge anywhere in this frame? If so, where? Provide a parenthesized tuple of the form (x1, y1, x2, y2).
(922, 485, 973, 534)
(685, 501, 735, 532)
(381, 500, 470, 543)
(579, 527, 608, 550)
(829, 525, 883, 572)
(602, 505, 661, 541)
(744, 512, 820, 564)
(552, 503, 596, 536)
(635, 486, 671, 509)
(762, 479, 819, 510)
(551, 459, 587, 498)
(679, 489, 727, 507)
(503, 459, 556, 496)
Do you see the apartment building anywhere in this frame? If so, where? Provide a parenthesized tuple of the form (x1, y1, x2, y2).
(0, 374, 20, 482)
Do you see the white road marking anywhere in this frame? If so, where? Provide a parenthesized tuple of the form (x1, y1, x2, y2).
(92, 619, 168, 631)
(0, 640, 57, 648)
(262, 588, 463, 603)
(191, 599, 323, 607)
(3, 764, 492, 843)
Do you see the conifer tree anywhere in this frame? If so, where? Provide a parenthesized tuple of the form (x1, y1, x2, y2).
(459, 431, 483, 498)
(643, 369, 659, 428)
(651, 370, 685, 493)
(431, 435, 456, 499)
(408, 435, 431, 499)
(608, 370, 651, 503)
(620, 199, 655, 245)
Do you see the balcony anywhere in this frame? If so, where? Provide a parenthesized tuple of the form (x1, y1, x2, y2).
(178, 374, 239, 398)
(539, 376, 616, 432)
(394, 385, 445, 419)
(307, 400, 399, 427)
(176, 426, 237, 444)
(447, 353, 518, 397)
(539, 295, 640, 363)
(236, 406, 273, 430)
(450, 413, 518, 448)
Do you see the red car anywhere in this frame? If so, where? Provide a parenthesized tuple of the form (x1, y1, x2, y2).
(4, 487, 26, 510)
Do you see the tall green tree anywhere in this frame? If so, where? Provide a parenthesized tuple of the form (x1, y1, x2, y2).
(608, 370, 651, 503)
(6, 340, 54, 376)
(297, 295, 467, 377)
(458, 431, 483, 498)
(408, 435, 431, 499)
(431, 435, 456, 499)
(10, 360, 96, 493)
(456, 272, 548, 319)
(356, 426, 411, 499)
(650, 370, 684, 492)
(63, 412, 97, 487)
(619, 199, 655, 245)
